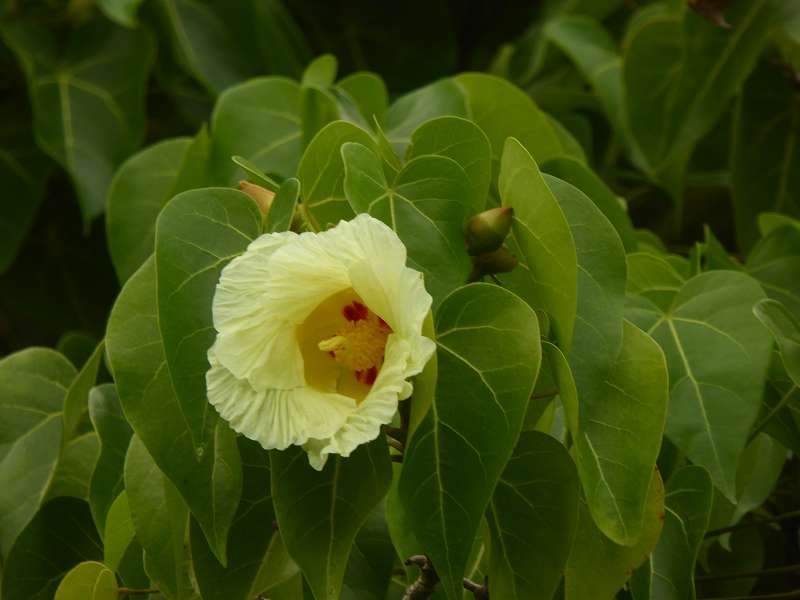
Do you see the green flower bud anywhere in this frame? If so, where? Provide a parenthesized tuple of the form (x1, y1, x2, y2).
(464, 206, 514, 255)
(471, 247, 518, 279)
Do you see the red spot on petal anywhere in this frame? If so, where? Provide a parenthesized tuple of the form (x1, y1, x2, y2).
(328, 351, 336, 358)
(378, 317, 392, 331)
(355, 366, 378, 386)
(343, 301, 368, 322)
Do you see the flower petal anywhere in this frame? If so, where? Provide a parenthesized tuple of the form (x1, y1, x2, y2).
(342, 215, 432, 339)
(207, 349, 356, 450)
(212, 232, 304, 390)
(304, 336, 414, 469)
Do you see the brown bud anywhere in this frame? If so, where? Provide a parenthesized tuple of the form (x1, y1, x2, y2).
(239, 180, 275, 217)
(471, 247, 518, 279)
(465, 206, 514, 255)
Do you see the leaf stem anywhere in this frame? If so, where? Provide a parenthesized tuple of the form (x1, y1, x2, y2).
(704, 510, 800, 538)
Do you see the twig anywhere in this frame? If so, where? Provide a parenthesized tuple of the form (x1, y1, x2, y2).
(704, 510, 800, 538)
(402, 555, 439, 600)
(463, 576, 490, 599)
(386, 435, 405, 453)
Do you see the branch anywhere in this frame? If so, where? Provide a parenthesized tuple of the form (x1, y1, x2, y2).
(402, 555, 439, 600)
(463, 576, 490, 599)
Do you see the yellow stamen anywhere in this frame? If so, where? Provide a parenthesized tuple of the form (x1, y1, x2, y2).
(318, 318, 389, 372)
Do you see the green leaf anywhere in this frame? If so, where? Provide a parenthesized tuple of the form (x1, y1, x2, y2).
(88, 384, 133, 537)
(54, 561, 117, 600)
(565, 470, 665, 600)
(103, 492, 135, 572)
(106, 131, 210, 282)
(63, 341, 105, 441)
(546, 175, 666, 544)
(2, 497, 102, 600)
(152, 0, 255, 93)
(299, 120, 377, 230)
(155, 187, 261, 449)
(631, 465, 713, 600)
(487, 431, 579, 600)
(211, 77, 302, 184)
(397, 283, 541, 600)
(300, 85, 340, 149)
(699, 527, 764, 598)
(728, 433, 787, 526)
(759, 212, 800, 237)
(45, 432, 99, 501)
(98, 0, 144, 27)
(626, 252, 687, 312)
(544, 16, 629, 154)
(190, 437, 275, 600)
(267, 177, 300, 233)
(336, 72, 389, 125)
(498, 137, 577, 350)
(623, 0, 774, 193)
(754, 299, 800, 387)
(547, 173, 625, 376)
(0, 348, 76, 556)
(626, 271, 772, 500)
(341, 501, 396, 600)
(746, 224, 800, 318)
(550, 319, 668, 545)
(0, 94, 50, 273)
(301, 54, 338, 87)
(543, 156, 637, 252)
(383, 79, 468, 156)
(106, 257, 242, 565)
(124, 434, 192, 600)
(233, 155, 281, 192)
(732, 63, 800, 250)
(0, 19, 154, 224)
(406, 116, 492, 215)
(270, 438, 392, 600)
(341, 142, 471, 306)
(754, 354, 800, 453)
(453, 73, 568, 170)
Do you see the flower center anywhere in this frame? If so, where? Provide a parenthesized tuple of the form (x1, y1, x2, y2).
(317, 301, 390, 385)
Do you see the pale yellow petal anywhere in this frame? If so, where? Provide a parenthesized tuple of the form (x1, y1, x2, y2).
(212, 232, 304, 389)
(303, 336, 413, 468)
(207, 349, 356, 450)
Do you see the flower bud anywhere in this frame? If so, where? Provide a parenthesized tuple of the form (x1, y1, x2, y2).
(471, 247, 518, 279)
(464, 206, 514, 255)
(239, 181, 275, 218)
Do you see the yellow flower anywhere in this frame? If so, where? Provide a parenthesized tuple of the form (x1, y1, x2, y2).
(206, 214, 435, 470)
